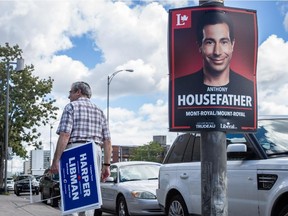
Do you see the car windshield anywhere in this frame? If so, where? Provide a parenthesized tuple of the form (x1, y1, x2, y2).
(254, 118, 288, 157)
(18, 176, 33, 180)
(119, 164, 160, 182)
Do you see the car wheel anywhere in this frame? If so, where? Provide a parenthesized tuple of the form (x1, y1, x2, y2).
(279, 205, 288, 216)
(16, 189, 20, 196)
(94, 209, 102, 216)
(41, 192, 47, 204)
(50, 191, 58, 207)
(167, 194, 189, 216)
(117, 196, 130, 216)
(35, 189, 39, 195)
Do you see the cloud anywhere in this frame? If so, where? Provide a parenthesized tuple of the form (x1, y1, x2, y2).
(89, 1, 169, 97)
(0, 0, 174, 149)
(1, 0, 169, 98)
(109, 100, 177, 146)
(0, 1, 77, 58)
(1, 0, 288, 173)
(35, 55, 91, 95)
(257, 35, 288, 115)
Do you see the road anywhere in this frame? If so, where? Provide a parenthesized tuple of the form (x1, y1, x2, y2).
(14, 191, 115, 215)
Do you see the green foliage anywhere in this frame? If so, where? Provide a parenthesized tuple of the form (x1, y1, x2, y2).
(0, 43, 58, 182)
(130, 141, 165, 163)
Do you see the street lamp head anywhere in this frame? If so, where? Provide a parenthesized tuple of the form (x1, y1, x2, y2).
(107, 68, 134, 123)
(16, 58, 25, 71)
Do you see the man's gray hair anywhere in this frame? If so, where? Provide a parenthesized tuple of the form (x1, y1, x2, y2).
(71, 81, 92, 98)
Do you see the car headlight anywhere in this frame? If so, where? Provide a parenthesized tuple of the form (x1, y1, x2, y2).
(131, 191, 157, 199)
(32, 181, 39, 187)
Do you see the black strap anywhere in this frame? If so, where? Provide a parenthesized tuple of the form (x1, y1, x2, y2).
(67, 140, 89, 144)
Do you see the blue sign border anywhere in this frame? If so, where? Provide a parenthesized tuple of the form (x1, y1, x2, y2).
(59, 142, 102, 215)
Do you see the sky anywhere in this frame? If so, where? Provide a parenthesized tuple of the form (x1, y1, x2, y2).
(1, 0, 288, 173)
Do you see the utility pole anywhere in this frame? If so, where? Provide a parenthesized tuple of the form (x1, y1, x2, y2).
(4, 58, 24, 193)
(169, 0, 257, 214)
(201, 131, 227, 215)
(199, 1, 227, 216)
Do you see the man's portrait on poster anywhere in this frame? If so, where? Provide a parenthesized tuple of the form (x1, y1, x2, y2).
(170, 7, 257, 132)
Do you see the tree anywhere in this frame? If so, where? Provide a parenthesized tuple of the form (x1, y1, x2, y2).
(0, 43, 58, 187)
(130, 141, 165, 163)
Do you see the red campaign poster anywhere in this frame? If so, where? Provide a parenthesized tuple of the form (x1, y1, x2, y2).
(168, 5, 258, 132)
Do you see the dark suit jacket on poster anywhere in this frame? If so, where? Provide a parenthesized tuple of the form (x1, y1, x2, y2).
(171, 69, 256, 131)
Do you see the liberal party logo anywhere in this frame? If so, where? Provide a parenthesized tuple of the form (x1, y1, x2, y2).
(220, 122, 237, 130)
(172, 9, 191, 29)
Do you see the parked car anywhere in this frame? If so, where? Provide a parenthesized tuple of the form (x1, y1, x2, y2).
(99, 161, 164, 216)
(157, 116, 288, 216)
(2, 178, 14, 191)
(34, 175, 42, 183)
(14, 174, 39, 196)
(39, 168, 60, 207)
(6, 178, 14, 191)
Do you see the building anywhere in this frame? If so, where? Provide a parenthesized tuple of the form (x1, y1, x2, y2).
(153, 135, 167, 146)
(25, 135, 169, 171)
(153, 135, 170, 159)
(111, 145, 136, 162)
(26, 150, 50, 175)
(23, 160, 30, 174)
(110, 135, 169, 163)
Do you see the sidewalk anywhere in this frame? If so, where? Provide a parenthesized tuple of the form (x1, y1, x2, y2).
(0, 193, 61, 216)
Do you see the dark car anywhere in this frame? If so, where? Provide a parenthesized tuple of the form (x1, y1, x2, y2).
(39, 169, 60, 207)
(14, 174, 39, 196)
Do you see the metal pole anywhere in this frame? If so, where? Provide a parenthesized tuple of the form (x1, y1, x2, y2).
(107, 75, 110, 123)
(201, 131, 227, 216)
(4, 64, 10, 193)
(200, 0, 224, 5)
(50, 124, 53, 165)
(198, 0, 227, 215)
(29, 178, 33, 203)
(3, 58, 24, 193)
(106, 69, 134, 124)
(49, 120, 59, 165)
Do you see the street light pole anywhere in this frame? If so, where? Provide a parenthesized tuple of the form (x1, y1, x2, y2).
(107, 69, 134, 123)
(4, 58, 24, 193)
(49, 120, 59, 165)
(50, 124, 53, 165)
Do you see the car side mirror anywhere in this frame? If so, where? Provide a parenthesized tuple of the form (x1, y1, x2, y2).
(227, 143, 247, 153)
(227, 143, 248, 160)
(105, 177, 115, 183)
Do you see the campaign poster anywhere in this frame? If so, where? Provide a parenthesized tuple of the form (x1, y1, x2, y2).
(59, 142, 102, 215)
(168, 5, 258, 132)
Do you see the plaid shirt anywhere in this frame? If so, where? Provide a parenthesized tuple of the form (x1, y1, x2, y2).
(56, 97, 110, 143)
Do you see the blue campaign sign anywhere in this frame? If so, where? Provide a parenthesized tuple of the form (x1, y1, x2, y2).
(59, 142, 102, 215)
